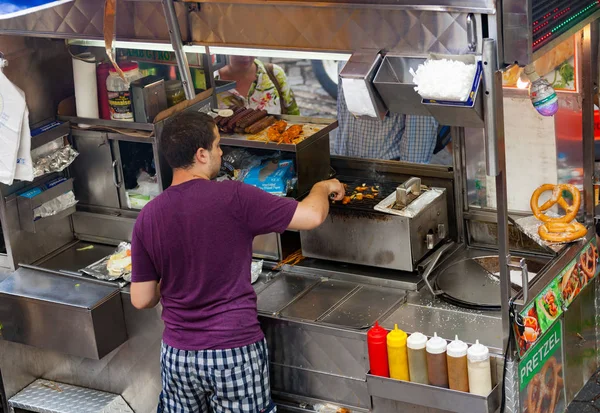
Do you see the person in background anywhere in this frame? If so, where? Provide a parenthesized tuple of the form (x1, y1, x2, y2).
(130, 111, 344, 412)
(216, 56, 300, 115)
(332, 62, 448, 164)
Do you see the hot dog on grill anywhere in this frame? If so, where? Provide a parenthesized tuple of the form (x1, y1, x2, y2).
(238, 110, 267, 129)
(226, 108, 254, 129)
(245, 116, 276, 134)
(218, 107, 244, 127)
(234, 109, 258, 128)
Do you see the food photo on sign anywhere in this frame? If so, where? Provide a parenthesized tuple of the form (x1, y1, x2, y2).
(520, 323, 565, 413)
(0, 0, 74, 20)
(516, 302, 542, 357)
(535, 279, 563, 333)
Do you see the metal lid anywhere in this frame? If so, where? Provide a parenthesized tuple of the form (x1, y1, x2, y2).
(467, 340, 490, 362)
(447, 335, 468, 358)
(426, 333, 447, 354)
(407, 332, 428, 350)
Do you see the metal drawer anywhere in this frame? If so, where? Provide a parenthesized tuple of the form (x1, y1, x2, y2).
(0, 268, 127, 360)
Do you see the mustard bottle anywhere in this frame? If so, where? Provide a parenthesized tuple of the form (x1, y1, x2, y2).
(387, 324, 409, 381)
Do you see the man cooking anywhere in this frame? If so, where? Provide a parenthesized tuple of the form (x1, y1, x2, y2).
(130, 111, 345, 413)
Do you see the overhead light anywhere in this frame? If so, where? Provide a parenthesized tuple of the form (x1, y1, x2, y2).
(516, 72, 530, 89)
(67, 39, 350, 61)
(190, 46, 351, 61)
(67, 39, 174, 52)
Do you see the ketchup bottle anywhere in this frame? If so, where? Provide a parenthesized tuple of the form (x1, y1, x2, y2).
(367, 321, 390, 377)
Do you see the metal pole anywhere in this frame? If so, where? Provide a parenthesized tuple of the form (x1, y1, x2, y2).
(205, 46, 219, 110)
(581, 24, 598, 224)
(161, 0, 195, 100)
(482, 39, 511, 351)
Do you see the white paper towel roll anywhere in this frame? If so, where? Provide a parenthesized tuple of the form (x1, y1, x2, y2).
(72, 52, 99, 123)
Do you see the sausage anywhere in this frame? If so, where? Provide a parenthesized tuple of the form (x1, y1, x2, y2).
(245, 116, 277, 134)
(218, 106, 244, 127)
(238, 110, 267, 129)
(234, 109, 258, 128)
(214, 115, 223, 125)
(226, 108, 254, 129)
(234, 127, 245, 134)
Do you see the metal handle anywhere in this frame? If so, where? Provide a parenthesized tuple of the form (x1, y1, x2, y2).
(396, 177, 421, 206)
(509, 258, 529, 305)
(467, 14, 477, 53)
(112, 159, 122, 188)
(422, 241, 453, 297)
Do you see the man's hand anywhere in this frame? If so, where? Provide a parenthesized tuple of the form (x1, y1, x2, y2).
(288, 178, 345, 231)
(323, 179, 345, 201)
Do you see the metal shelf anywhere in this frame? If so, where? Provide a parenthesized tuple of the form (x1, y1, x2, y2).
(220, 117, 337, 153)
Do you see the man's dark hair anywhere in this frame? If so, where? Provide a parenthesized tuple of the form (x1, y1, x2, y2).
(160, 111, 217, 169)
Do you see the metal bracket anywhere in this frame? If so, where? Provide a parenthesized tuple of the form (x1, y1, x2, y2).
(422, 241, 453, 297)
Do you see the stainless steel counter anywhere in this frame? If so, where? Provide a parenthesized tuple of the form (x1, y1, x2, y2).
(381, 288, 503, 353)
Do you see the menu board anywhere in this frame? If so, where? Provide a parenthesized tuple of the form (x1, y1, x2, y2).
(514, 238, 598, 357)
(0, 0, 73, 20)
(519, 322, 566, 413)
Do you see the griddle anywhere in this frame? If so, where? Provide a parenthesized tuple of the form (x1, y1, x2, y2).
(332, 177, 397, 212)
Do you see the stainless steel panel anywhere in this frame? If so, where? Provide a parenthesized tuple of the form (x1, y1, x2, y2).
(367, 374, 500, 413)
(270, 364, 370, 409)
(301, 189, 448, 272)
(372, 396, 455, 413)
(0, 36, 73, 125)
(0, 269, 127, 359)
(0, 293, 163, 412)
(373, 56, 430, 116)
(257, 273, 319, 315)
(36, 242, 116, 275)
(280, 280, 357, 321)
(318, 286, 406, 329)
(72, 212, 135, 244)
(190, 7, 471, 55)
(253, 233, 281, 261)
(0, 0, 190, 43)
(382, 291, 503, 352)
(10, 379, 134, 413)
(563, 283, 598, 405)
(71, 133, 120, 209)
(261, 316, 368, 379)
(563, 293, 584, 404)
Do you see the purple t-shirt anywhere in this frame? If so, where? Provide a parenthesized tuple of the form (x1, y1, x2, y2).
(131, 179, 298, 351)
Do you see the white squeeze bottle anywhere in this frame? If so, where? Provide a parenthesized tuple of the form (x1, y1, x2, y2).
(467, 340, 492, 396)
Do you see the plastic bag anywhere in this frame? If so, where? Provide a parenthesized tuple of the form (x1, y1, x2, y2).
(33, 191, 78, 220)
(251, 260, 263, 284)
(81, 242, 131, 281)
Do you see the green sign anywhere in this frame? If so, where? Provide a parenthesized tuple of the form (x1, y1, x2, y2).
(519, 321, 562, 391)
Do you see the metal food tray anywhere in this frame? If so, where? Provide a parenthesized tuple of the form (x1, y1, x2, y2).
(366, 373, 500, 413)
(219, 115, 338, 153)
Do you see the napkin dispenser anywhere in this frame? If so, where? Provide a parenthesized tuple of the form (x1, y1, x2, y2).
(339, 49, 388, 120)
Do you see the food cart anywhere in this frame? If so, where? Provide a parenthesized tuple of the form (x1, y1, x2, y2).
(0, 0, 598, 412)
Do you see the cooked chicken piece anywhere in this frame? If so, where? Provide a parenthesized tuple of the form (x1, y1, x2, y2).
(342, 196, 351, 205)
(272, 120, 288, 134)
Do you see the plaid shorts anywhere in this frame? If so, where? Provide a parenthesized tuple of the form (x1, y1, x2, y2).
(158, 338, 276, 413)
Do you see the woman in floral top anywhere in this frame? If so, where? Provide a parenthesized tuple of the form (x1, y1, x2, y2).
(215, 56, 300, 115)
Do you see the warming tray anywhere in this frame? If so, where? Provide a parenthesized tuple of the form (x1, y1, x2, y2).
(257, 273, 407, 330)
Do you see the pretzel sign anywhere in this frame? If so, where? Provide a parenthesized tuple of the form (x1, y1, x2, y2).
(530, 184, 580, 224)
